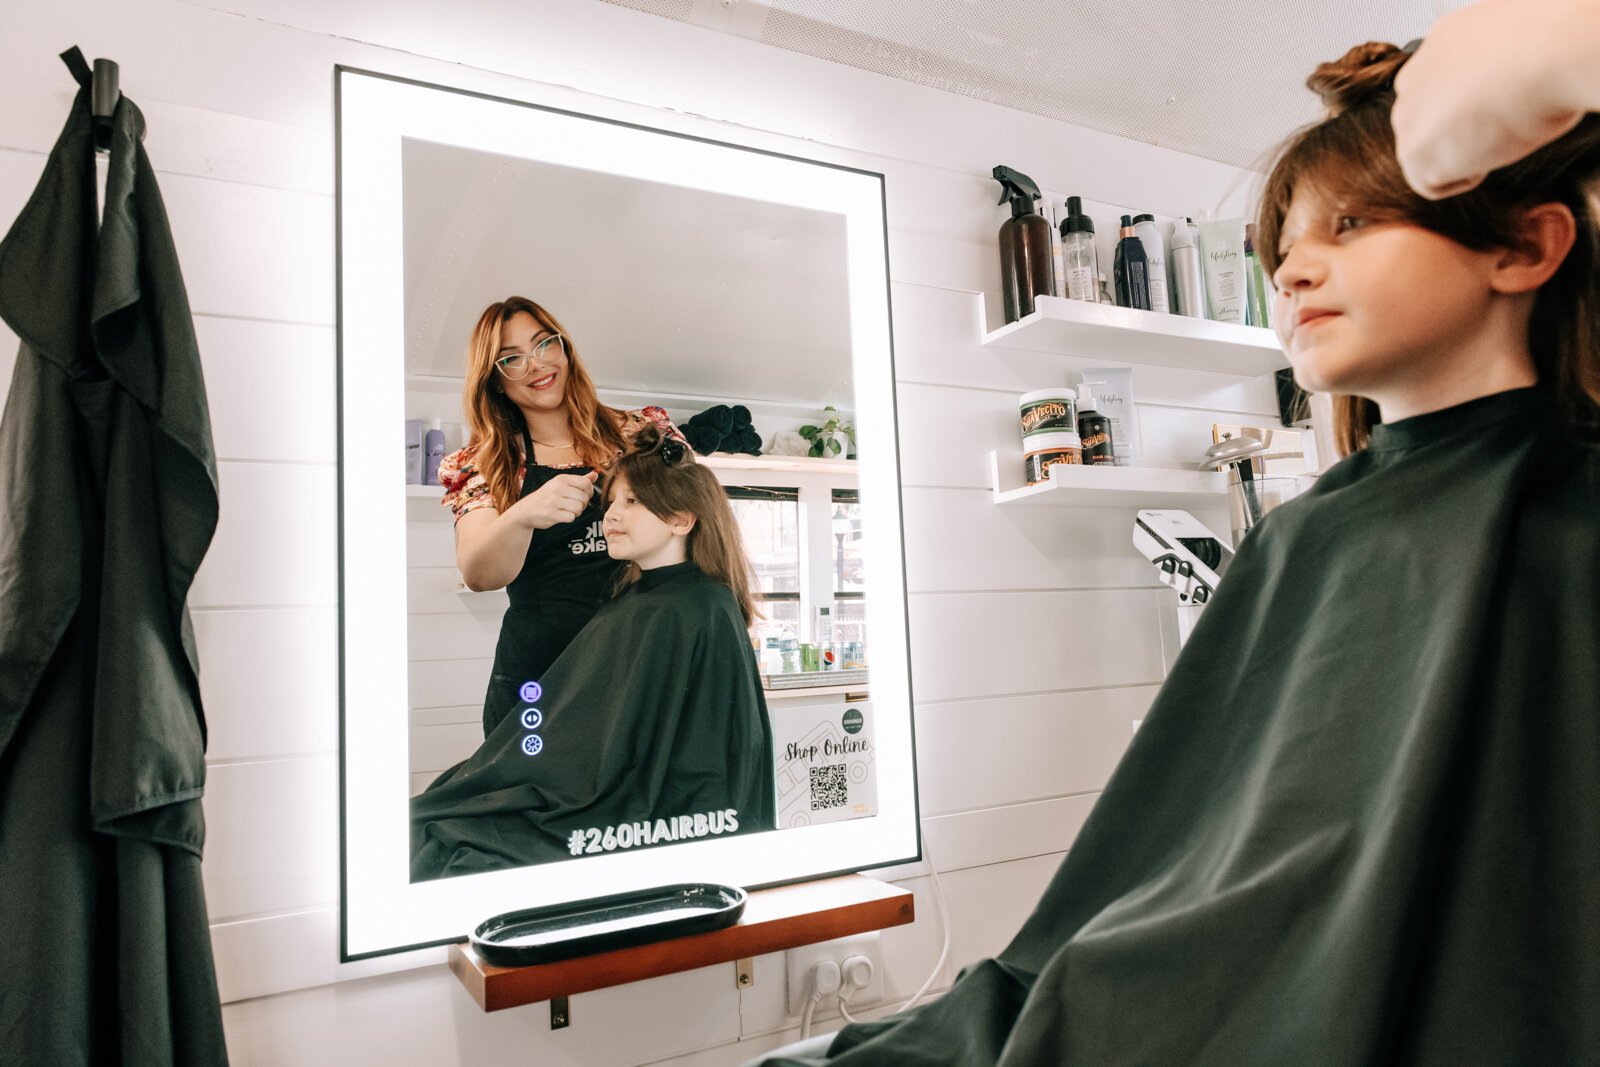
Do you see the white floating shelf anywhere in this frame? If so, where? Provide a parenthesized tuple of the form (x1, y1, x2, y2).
(700, 451, 856, 475)
(989, 450, 1227, 508)
(400, 452, 851, 504)
(983, 296, 1287, 377)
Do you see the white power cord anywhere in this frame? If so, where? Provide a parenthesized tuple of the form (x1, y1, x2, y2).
(837, 835, 954, 1025)
(886, 837, 952, 1015)
(798, 959, 841, 1041)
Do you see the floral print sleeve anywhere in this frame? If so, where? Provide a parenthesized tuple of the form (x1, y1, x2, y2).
(619, 406, 686, 446)
(439, 444, 521, 523)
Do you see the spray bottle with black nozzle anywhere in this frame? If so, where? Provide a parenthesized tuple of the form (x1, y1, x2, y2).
(992, 165, 1056, 324)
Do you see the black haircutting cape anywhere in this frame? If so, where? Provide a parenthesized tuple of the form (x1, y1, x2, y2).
(0, 78, 228, 1065)
(764, 387, 1599, 1065)
(412, 561, 776, 879)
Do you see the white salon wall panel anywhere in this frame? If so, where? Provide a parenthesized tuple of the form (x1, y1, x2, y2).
(910, 590, 1165, 701)
(191, 461, 337, 608)
(196, 318, 337, 465)
(407, 519, 457, 566)
(902, 487, 1161, 591)
(914, 688, 1158, 816)
(192, 607, 339, 761)
(412, 703, 484, 728)
(411, 657, 494, 709)
(160, 175, 334, 326)
(201, 756, 339, 919)
(0, 0, 1284, 1063)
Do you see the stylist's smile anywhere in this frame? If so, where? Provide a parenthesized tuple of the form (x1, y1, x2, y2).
(529, 371, 558, 390)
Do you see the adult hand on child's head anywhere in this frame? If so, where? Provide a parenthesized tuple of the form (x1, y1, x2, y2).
(1393, 0, 1588, 199)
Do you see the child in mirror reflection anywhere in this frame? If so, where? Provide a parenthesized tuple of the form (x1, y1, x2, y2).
(411, 426, 776, 880)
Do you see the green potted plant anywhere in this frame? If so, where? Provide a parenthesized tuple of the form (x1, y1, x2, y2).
(798, 406, 856, 458)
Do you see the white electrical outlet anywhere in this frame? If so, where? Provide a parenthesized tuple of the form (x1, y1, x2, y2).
(785, 933, 884, 1017)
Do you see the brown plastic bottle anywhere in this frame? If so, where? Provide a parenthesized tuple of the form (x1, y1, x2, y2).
(993, 166, 1055, 323)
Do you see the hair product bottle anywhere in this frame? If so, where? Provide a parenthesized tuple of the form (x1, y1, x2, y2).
(1169, 217, 1207, 319)
(424, 418, 446, 486)
(1245, 223, 1273, 327)
(1198, 218, 1247, 324)
(1077, 382, 1116, 465)
(1059, 196, 1100, 303)
(991, 165, 1055, 323)
(1131, 214, 1170, 313)
(1112, 216, 1152, 311)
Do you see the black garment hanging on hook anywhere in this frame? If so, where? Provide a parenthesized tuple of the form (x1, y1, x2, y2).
(0, 54, 228, 1066)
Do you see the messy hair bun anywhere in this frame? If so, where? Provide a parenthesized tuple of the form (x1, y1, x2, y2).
(1306, 41, 1410, 116)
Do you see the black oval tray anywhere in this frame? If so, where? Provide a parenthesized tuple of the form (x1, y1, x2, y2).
(470, 882, 748, 966)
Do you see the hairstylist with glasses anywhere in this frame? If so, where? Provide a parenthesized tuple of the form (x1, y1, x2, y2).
(438, 296, 685, 736)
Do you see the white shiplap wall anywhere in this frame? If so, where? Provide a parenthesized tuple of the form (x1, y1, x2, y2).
(0, 2, 1280, 1064)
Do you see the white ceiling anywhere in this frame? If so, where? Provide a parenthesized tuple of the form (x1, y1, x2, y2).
(598, 0, 1466, 173)
(402, 138, 855, 410)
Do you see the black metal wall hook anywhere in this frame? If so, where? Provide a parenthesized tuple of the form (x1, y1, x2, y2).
(60, 45, 120, 151)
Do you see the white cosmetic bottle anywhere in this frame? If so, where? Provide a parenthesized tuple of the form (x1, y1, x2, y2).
(1059, 196, 1100, 303)
(1169, 217, 1208, 319)
(1131, 214, 1170, 313)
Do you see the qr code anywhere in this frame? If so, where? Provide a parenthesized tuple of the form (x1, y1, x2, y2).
(810, 763, 848, 810)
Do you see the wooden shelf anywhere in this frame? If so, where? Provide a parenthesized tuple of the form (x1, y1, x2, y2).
(990, 450, 1227, 508)
(448, 874, 914, 1012)
(983, 295, 1287, 377)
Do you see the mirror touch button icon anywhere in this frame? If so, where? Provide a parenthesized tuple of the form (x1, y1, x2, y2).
(519, 681, 542, 703)
(520, 708, 543, 730)
(521, 734, 543, 756)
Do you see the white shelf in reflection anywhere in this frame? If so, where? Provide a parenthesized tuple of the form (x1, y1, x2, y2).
(989, 449, 1227, 508)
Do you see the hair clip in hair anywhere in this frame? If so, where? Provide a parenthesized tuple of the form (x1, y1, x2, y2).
(659, 439, 687, 467)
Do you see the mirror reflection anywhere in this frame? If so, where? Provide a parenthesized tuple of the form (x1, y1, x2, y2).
(399, 139, 875, 881)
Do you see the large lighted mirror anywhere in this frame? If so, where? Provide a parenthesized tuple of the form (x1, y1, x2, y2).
(337, 69, 918, 958)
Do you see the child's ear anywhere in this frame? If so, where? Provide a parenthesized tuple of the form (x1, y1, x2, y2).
(1490, 202, 1577, 294)
(669, 513, 698, 537)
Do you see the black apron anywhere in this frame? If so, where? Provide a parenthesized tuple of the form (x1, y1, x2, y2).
(479, 431, 620, 736)
(0, 62, 228, 1065)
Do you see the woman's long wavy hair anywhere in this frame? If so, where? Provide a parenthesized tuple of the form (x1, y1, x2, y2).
(1256, 42, 1600, 454)
(603, 426, 760, 627)
(461, 296, 629, 511)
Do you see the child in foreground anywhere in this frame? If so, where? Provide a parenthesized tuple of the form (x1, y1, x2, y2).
(762, 40, 1600, 1067)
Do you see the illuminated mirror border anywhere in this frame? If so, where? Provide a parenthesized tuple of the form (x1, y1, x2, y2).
(336, 68, 918, 959)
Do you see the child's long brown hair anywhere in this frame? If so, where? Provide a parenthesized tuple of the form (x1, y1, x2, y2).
(1256, 42, 1600, 454)
(462, 297, 629, 511)
(603, 426, 760, 627)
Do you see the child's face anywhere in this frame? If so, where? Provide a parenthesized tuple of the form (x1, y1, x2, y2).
(1271, 188, 1502, 407)
(603, 475, 692, 570)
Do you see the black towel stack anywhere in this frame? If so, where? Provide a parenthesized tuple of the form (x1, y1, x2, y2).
(682, 404, 762, 456)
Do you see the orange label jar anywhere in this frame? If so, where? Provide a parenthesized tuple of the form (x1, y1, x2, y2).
(1023, 431, 1083, 485)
